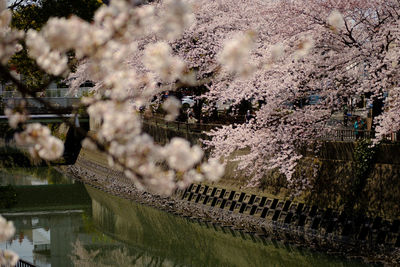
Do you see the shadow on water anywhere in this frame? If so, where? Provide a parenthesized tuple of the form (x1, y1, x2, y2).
(0, 168, 371, 267)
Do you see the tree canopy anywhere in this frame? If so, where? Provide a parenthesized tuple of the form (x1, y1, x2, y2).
(72, 0, 400, 190)
(7, 0, 102, 87)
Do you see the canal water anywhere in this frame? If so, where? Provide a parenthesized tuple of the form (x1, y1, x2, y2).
(0, 168, 371, 266)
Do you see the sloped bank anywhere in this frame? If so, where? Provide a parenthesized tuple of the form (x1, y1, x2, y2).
(60, 149, 400, 265)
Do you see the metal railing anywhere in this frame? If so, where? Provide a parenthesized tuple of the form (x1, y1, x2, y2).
(1, 87, 91, 98)
(144, 115, 396, 142)
(322, 129, 376, 141)
(143, 115, 223, 133)
(16, 259, 36, 267)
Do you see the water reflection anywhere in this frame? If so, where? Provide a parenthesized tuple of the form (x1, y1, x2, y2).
(0, 169, 370, 267)
(85, 186, 369, 267)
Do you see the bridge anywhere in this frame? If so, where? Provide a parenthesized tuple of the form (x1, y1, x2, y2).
(0, 87, 91, 114)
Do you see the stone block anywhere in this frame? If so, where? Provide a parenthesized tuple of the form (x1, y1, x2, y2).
(260, 207, 269, 218)
(214, 188, 223, 198)
(242, 205, 251, 215)
(243, 194, 256, 205)
(249, 205, 257, 216)
(191, 184, 200, 193)
(223, 190, 235, 200)
(267, 198, 279, 209)
(205, 187, 215, 196)
(276, 201, 284, 210)
(284, 212, 293, 224)
(253, 196, 261, 206)
(215, 198, 222, 208)
(272, 210, 281, 221)
(266, 209, 275, 220)
(233, 203, 242, 213)
(223, 200, 233, 211)
(198, 185, 208, 195)
(296, 203, 304, 214)
(254, 207, 264, 217)
(283, 200, 291, 212)
(233, 192, 242, 201)
(298, 215, 307, 227)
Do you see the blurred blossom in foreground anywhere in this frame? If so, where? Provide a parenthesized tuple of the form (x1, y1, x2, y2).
(218, 31, 256, 77)
(0, 216, 18, 267)
(4, 108, 28, 129)
(15, 123, 64, 161)
(163, 96, 181, 121)
(327, 10, 345, 32)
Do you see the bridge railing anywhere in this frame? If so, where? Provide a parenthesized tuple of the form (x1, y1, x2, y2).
(1, 87, 92, 98)
(16, 259, 37, 267)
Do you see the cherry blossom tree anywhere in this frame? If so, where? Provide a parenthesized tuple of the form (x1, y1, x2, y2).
(158, 0, 400, 189)
(61, 0, 400, 191)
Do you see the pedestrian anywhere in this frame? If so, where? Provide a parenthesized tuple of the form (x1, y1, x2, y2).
(188, 114, 197, 124)
(245, 110, 254, 123)
(354, 116, 365, 139)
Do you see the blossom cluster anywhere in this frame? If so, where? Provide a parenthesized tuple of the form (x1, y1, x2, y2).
(0, 4, 23, 64)
(15, 123, 64, 161)
(0, 216, 18, 267)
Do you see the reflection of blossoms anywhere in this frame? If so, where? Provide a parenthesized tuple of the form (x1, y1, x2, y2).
(0, 216, 14, 242)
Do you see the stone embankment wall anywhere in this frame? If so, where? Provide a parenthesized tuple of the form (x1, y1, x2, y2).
(176, 183, 400, 253)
